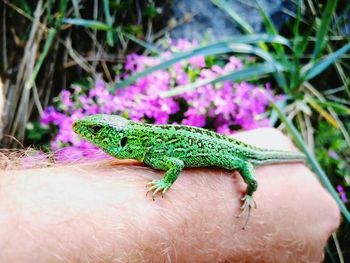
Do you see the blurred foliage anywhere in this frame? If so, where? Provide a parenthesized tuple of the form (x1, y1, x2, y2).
(26, 121, 51, 148)
(117, 0, 350, 225)
(0, 0, 172, 148)
(0, 0, 350, 260)
(38, 40, 276, 154)
(315, 121, 350, 187)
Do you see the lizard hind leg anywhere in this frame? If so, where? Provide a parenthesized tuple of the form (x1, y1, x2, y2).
(235, 161, 258, 229)
(217, 156, 258, 228)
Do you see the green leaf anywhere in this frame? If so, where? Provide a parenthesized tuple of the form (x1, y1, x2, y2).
(114, 34, 290, 89)
(312, 0, 338, 59)
(62, 18, 110, 31)
(162, 62, 277, 97)
(270, 101, 350, 223)
(302, 42, 350, 80)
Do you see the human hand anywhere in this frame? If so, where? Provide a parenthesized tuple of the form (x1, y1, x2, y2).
(0, 128, 340, 262)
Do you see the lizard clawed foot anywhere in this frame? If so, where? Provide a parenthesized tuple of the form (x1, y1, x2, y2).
(237, 194, 257, 230)
(146, 179, 171, 200)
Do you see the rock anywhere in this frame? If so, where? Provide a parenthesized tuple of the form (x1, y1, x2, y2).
(170, 0, 295, 40)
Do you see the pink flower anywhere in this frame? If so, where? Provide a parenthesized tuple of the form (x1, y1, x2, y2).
(60, 90, 73, 108)
(41, 107, 65, 126)
(183, 108, 206, 127)
(41, 38, 276, 156)
(337, 185, 348, 203)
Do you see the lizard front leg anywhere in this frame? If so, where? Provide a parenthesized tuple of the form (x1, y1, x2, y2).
(145, 155, 184, 198)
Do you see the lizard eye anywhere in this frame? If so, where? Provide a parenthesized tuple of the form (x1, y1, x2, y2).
(120, 137, 128, 147)
(90, 125, 102, 134)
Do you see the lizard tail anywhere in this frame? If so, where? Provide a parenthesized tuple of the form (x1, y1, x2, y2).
(251, 150, 306, 166)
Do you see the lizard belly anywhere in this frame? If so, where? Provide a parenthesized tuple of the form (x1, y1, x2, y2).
(152, 147, 213, 168)
(175, 152, 215, 168)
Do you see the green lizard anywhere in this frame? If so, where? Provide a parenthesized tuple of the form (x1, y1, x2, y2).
(72, 114, 305, 220)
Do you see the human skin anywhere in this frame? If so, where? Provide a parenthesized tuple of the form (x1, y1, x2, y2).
(0, 128, 341, 262)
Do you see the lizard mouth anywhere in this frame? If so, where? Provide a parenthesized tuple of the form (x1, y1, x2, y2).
(72, 121, 78, 131)
(72, 120, 99, 144)
(72, 121, 80, 134)
(72, 120, 86, 137)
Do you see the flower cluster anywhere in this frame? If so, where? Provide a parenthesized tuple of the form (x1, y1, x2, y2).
(41, 39, 275, 157)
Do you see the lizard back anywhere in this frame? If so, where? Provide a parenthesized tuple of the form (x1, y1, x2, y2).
(128, 122, 305, 167)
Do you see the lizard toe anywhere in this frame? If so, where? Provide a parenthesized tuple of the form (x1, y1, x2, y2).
(146, 179, 171, 198)
(237, 194, 257, 229)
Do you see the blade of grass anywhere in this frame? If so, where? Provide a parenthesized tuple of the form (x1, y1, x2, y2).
(62, 18, 110, 30)
(56, 0, 68, 28)
(327, 45, 350, 98)
(115, 46, 233, 89)
(115, 34, 290, 89)
(162, 62, 276, 97)
(71, 0, 81, 18)
(2, 0, 38, 24)
(211, 0, 268, 51)
(255, 0, 288, 73)
(225, 43, 287, 89)
(312, 0, 338, 60)
(251, 2, 289, 90)
(289, 0, 309, 91)
(305, 81, 350, 147)
(103, 0, 114, 46)
(46, 0, 54, 26)
(269, 95, 290, 126)
(26, 28, 56, 89)
(255, 1, 277, 35)
(306, 95, 339, 128)
(302, 42, 350, 80)
(271, 101, 350, 223)
(211, 0, 254, 34)
(226, 43, 283, 67)
(313, 100, 350, 115)
(13, 0, 32, 15)
(330, 233, 345, 263)
(292, 0, 303, 41)
(118, 30, 161, 55)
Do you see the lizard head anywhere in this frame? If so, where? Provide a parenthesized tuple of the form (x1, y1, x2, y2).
(72, 114, 132, 158)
